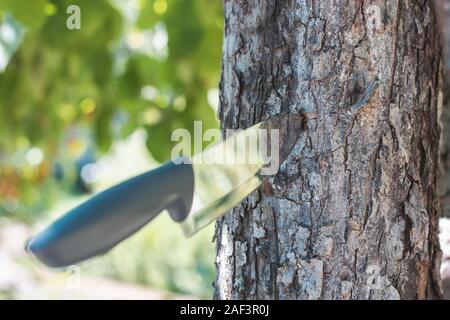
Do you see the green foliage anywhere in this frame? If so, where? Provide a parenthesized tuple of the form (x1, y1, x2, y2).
(0, 0, 48, 29)
(0, 0, 223, 297)
(84, 214, 216, 298)
(0, 0, 223, 219)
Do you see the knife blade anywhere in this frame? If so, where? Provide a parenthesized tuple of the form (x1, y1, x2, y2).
(26, 113, 304, 268)
(181, 113, 304, 236)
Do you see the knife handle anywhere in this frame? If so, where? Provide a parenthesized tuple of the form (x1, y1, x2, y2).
(27, 161, 194, 268)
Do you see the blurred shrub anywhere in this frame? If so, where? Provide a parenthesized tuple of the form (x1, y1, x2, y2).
(82, 214, 216, 298)
(0, 0, 223, 298)
(0, 0, 223, 221)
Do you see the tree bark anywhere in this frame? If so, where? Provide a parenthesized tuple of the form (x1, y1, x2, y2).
(215, 0, 443, 299)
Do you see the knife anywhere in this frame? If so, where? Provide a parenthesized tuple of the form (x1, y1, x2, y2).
(26, 113, 304, 268)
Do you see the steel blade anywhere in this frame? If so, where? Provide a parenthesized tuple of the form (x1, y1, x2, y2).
(182, 113, 304, 236)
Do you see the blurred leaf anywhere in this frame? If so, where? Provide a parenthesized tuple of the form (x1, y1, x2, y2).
(0, 13, 25, 72)
(0, 0, 47, 29)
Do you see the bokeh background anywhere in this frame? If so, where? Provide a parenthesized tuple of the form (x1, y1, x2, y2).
(0, 0, 223, 299)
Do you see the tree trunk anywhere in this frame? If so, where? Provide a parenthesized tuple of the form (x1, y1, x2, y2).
(214, 0, 443, 299)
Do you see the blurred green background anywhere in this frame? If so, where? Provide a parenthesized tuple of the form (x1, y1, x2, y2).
(0, 0, 223, 299)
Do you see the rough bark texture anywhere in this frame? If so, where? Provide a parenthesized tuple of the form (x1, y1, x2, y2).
(214, 0, 443, 299)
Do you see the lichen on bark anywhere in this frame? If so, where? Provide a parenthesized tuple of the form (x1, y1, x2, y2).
(214, 0, 443, 299)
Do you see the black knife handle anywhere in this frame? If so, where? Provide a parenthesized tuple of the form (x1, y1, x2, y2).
(27, 161, 194, 268)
